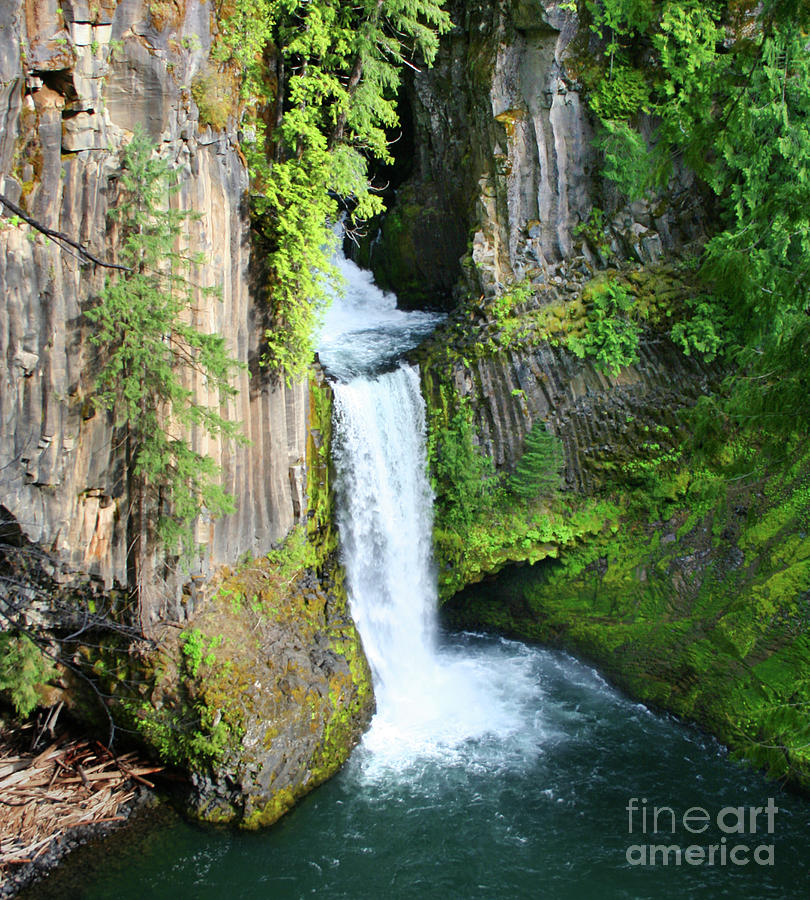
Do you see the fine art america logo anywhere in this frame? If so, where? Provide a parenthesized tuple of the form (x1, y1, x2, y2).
(625, 797, 778, 867)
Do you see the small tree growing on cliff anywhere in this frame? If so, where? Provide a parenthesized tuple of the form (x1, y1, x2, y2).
(510, 422, 565, 501)
(85, 127, 243, 628)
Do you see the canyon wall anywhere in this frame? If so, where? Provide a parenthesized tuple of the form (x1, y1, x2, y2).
(395, 0, 712, 492)
(400, 1, 809, 792)
(431, 333, 715, 494)
(372, 0, 703, 307)
(0, 0, 307, 626)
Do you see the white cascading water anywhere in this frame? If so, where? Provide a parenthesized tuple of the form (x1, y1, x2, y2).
(318, 242, 539, 774)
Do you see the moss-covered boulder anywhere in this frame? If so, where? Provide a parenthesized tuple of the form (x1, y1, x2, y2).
(132, 554, 374, 829)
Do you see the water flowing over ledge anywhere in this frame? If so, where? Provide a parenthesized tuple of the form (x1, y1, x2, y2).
(319, 248, 548, 776)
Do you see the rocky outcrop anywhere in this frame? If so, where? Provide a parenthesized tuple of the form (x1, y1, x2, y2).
(435, 334, 715, 494)
(0, 0, 376, 837)
(0, 0, 308, 626)
(177, 567, 374, 829)
(371, 0, 703, 306)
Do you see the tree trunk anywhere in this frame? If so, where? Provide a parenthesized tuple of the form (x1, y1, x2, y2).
(331, 0, 385, 147)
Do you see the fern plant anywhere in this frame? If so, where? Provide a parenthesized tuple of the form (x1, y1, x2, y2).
(568, 278, 640, 376)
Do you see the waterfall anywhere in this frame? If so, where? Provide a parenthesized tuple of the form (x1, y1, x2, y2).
(332, 366, 438, 698)
(318, 248, 531, 772)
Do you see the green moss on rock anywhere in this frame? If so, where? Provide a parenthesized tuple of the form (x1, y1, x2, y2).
(142, 549, 374, 829)
(443, 454, 810, 792)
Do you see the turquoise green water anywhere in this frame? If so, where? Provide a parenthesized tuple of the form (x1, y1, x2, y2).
(30, 632, 810, 900)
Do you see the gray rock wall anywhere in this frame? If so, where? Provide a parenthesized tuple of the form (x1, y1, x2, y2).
(443, 337, 715, 494)
(0, 0, 308, 625)
(375, 0, 703, 304)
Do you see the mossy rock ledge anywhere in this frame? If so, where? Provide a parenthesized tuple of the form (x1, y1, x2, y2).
(137, 562, 374, 830)
(442, 472, 810, 793)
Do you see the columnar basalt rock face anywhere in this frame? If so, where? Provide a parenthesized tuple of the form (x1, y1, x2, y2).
(443, 336, 715, 494)
(0, 0, 307, 626)
(373, 0, 703, 305)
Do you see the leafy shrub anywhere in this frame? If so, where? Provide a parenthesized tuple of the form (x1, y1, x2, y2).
(568, 277, 640, 375)
(180, 628, 222, 678)
(670, 297, 724, 361)
(589, 64, 650, 120)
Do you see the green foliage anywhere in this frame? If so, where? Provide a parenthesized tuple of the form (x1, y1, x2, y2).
(574, 207, 611, 258)
(422, 371, 620, 599)
(568, 277, 640, 375)
(585, 0, 655, 72)
(210, 0, 451, 380)
(428, 402, 494, 531)
(191, 71, 235, 130)
(510, 422, 565, 500)
(620, 423, 685, 494)
(588, 64, 649, 120)
(0, 633, 54, 717)
(700, 22, 810, 429)
(670, 296, 724, 362)
(445, 440, 810, 790)
(653, 0, 724, 157)
(583, 0, 725, 197)
(180, 628, 223, 678)
(579, 1, 810, 429)
(594, 119, 660, 200)
(123, 695, 233, 768)
(266, 525, 320, 583)
(256, 151, 343, 381)
(434, 487, 620, 600)
(85, 127, 244, 560)
(491, 279, 533, 326)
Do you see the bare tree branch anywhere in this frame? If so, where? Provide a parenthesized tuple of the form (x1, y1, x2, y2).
(0, 193, 131, 272)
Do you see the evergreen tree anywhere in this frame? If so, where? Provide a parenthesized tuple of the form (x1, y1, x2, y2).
(85, 127, 243, 627)
(510, 423, 565, 500)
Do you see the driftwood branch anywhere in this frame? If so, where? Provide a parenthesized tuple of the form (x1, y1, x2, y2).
(0, 192, 131, 272)
(0, 728, 163, 872)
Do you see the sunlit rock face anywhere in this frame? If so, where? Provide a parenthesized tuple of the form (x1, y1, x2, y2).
(371, 0, 704, 308)
(0, 0, 308, 625)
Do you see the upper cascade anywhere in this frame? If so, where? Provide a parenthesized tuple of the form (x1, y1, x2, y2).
(317, 244, 444, 381)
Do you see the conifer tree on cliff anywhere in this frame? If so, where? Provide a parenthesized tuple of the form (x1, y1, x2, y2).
(86, 128, 243, 631)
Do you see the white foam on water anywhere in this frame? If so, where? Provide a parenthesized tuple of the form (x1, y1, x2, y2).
(317, 251, 443, 381)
